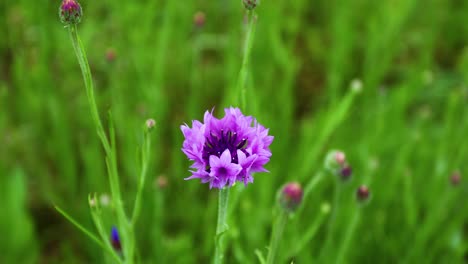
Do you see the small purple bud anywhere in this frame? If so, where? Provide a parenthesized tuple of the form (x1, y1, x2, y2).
(243, 0, 258, 10)
(340, 165, 352, 181)
(356, 185, 370, 202)
(450, 171, 461, 186)
(279, 182, 303, 213)
(193, 11, 206, 28)
(59, 0, 82, 25)
(110, 226, 121, 251)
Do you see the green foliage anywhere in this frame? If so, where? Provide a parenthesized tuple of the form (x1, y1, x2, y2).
(1, 0, 467, 263)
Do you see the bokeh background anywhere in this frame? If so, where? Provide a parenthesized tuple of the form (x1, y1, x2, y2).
(1, 0, 468, 263)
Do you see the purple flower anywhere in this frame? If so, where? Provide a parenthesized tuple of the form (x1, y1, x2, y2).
(110, 226, 121, 251)
(181, 107, 273, 189)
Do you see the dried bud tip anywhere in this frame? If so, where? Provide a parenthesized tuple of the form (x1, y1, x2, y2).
(243, 0, 258, 10)
(59, 0, 82, 25)
(156, 175, 168, 189)
(106, 48, 116, 62)
(356, 185, 370, 202)
(146, 119, 156, 130)
(110, 226, 121, 251)
(279, 182, 303, 213)
(193, 11, 206, 27)
(450, 171, 461, 186)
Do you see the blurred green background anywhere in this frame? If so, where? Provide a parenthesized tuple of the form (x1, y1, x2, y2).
(1, 0, 468, 263)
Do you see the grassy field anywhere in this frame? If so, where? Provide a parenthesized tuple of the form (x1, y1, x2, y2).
(1, 0, 468, 263)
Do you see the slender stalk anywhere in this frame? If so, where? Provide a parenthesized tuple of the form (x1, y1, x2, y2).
(335, 208, 360, 264)
(236, 11, 257, 110)
(319, 180, 342, 260)
(55, 206, 123, 264)
(67, 25, 132, 263)
(67, 25, 110, 154)
(266, 210, 289, 264)
(131, 127, 152, 225)
(214, 188, 230, 264)
(290, 207, 328, 257)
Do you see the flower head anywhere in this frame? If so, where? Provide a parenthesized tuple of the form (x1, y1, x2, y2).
(356, 185, 370, 202)
(279, 182, 303, 213)
(110, 226, 121, 251)
(181, 107, 273, 189)
(59, 0, 82, 26)
(243, 0, 259, 10)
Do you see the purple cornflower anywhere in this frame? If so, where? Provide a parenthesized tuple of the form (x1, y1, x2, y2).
(110, 226, 121, 251)
(181, 107, 273, 189)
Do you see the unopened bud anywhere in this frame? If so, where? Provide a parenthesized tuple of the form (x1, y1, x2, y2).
(193, 11, 206, 28)
(243, 0, 258, 10)
(89, 197, 97, 207)
(325, 150, 346, 172)
(356, 185, 370, 202)
(99, 193, 110, 207)
(110, 226, 121, 251)
(59, 0, 82, 25)
(146, 118, 156, 130)
(340, 165, 352, 181)
(450, 171, 461, 186)
(279, 182, 303, 213)
(155, 175, 168, 189)
(106, 48, 116, 62)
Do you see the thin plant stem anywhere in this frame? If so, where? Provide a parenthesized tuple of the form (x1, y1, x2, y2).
(67, 25, 110, 154)
(335, 208, 360, 264)
(214, 188, 230, 264)
(290, 207, 328, 257)
(266, 210, 289, 264)
(131, 127, 152, 226)
(55, 206, 123, 264)
(236, 11, 257, 110)
(319, 180, 342, 260)
(67, 25, 133, 263)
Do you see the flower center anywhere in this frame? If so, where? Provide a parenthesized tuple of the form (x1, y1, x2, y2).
(202, 129, 248, 167)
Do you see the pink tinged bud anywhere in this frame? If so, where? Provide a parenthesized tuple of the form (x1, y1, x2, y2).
(106, 48, 116, 62)
(243, 0, 258, 10)
(356, 185, 370, 202)
(193, 11, 206, 28)
(59, 0, 82, 25)
(156, 175, 168, 189)
(450, 171, 461, 186)
(146, 118, 156, 130)
(279, 182, 303, 213)
(324, 150, 347, 174)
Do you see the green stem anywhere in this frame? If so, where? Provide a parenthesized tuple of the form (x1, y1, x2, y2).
(335, 208, 360, 264)
(266, 210, 289, 264)
(214, 188, 230, 264)
(236, 11, 257, 110)
(319, 180, 342, 260)
(67, 25, 110, 154)
(131, 128, 152, 226)
(55, 206, 123, 264)
(67, 25, 132, 263)
(290, 207, 328, 257)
